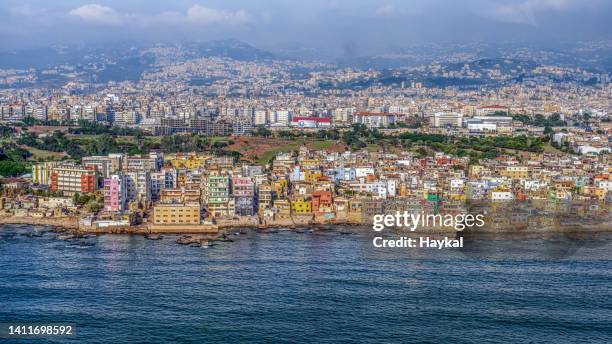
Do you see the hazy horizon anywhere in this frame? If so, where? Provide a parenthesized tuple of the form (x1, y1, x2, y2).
(1, 0, 611, 57)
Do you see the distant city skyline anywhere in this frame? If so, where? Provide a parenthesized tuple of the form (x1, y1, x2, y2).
(1, 0, 611, 56)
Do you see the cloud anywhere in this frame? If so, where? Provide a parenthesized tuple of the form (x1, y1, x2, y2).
(491, 2, 536, 25)
(482, 0, 590, 25)
(69, 4, 124, 26)
(186, 5, 251, 25)
(67, 4, 251, 27)
(2, 0, 610, 51)
(375, 5, 395, 17)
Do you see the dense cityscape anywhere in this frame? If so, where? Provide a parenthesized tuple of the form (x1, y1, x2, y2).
(2, 1, 612, 343)
(0, 40, 610, 235)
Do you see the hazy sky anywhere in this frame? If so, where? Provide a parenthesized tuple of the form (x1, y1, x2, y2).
(1, 0, 611, 55)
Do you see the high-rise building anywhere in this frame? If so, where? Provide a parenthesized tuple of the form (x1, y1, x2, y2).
(353, 112, 397, 128)
(114, 111, 139, 126)
(273, 110, 290, 126)
(232, 120, 254, 136)
(125, 153, 162, 172)
(82, 105, 96, 121)
(51, 164, 98, 194)
(125, 171, 151, 204)
(82, 156, 115, 178)
(331, 107, 355, 124)
(25, 105, 48, 121)
(31, 161, 58, 186)
(104, 174, 127, 212)
(205, 174, 234, 218)
(253, 109, 268, 125)
(257, 184, 275, 216)
(233, 176, 256, 216)
(150, 168, 178, 201)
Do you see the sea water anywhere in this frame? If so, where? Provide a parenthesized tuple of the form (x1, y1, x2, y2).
(0, 225, 610, 343)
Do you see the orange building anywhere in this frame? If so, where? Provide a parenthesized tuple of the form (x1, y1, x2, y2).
(51, 164, 98, 194)
(312, 191, 333, 213)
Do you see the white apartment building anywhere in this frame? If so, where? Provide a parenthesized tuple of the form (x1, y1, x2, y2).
(432, 112, 463, 127)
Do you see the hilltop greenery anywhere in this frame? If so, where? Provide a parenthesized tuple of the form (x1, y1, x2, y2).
(68, 120, 147, 136)
(3, 120, 548, 169)
(512, 113, 566, 127)
(15, 130, 242, 162)
(0, 143, 32, 176)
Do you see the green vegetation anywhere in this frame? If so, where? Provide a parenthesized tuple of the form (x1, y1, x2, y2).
(0, 143, 32, 176)
(398, 132, 447, 143)
(342, 124, 384, 151)
(5, 118, 548, 168)
(73, 192, 103, 213)
(18, 131, 86, 159)
(456, 135, 544, 153)
(0, 125, 16, 137)
(389, 121, 421, 129)
(20, 117, 75, 126)
(274, 128, 341, 141)
(512, 113, 565, 127)
(68, 120, 147, 136)
(253, 125, 272, 137)
(16, 130, 242, 161)
(396, 132, 544, 163)
(0, 161, 27, 177)
(244, 125, 545, 162)
(308, 140, 336, 150)
(257, 142, 301, 164)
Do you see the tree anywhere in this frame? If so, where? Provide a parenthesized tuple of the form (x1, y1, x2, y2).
(87, 201, 103, 213)
(0, 161, 27, 177)
(544, 126, 553, 135)
(253, 126, 272, 137)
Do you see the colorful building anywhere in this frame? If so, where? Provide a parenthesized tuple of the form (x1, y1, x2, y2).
(31, 161, 57, 186)
(153, 203, 201, 225)
(291, 197, 312, 214)
(103, 174, 127, 212)
(51, 164, 98, 194)
(233, 176, 256, 216)
(205, 174, 233, 218)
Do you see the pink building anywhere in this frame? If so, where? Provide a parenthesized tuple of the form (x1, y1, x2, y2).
(232, 176, 256, 216)
(232, 177, 255, 197)
(104, 174, 127, 212)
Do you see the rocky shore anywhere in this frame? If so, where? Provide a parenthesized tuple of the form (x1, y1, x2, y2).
(0, 215, 79, 230)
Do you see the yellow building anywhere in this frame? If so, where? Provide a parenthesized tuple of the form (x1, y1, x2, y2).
(305, 170, 324, 183)
(160, 188, 201, 203)
(544, 103, 561, 114)
(301, 159, 321, 169)
(31, 161, 58, 185)
(272, 179, 288, 196)
(291, 197, 312, 214)
(469, 165, 484, 178)
(449, 193, 466, 201)
(462, 105, 476, 116)
(153, 203, 201, 225)
(580, 186, 606, 200)
(166, 153, 210, 169)
(257, 184, 274, 216)
(501, 166, 529, 180)
(272, 199, 291, 219)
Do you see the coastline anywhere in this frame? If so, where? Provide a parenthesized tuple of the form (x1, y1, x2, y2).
(1, 215, 611, 235)
(0, 215, 79, 230)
